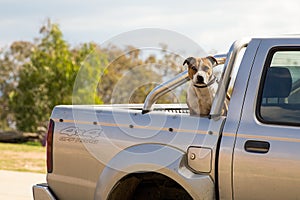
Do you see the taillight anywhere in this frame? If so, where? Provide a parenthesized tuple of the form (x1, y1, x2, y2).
(47, 119, 55, 173)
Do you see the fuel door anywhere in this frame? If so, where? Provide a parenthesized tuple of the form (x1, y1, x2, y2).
(187, 146, 212, 173)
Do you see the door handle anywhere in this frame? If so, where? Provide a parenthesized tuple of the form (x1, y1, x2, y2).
(244, 140, 270, 154)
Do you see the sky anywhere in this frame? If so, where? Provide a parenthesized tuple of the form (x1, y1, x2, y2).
(1, 0, 300, 54)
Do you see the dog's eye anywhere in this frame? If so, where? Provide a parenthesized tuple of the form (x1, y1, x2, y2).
(191, 66, 197, 71)
(202, 66, 209, 72)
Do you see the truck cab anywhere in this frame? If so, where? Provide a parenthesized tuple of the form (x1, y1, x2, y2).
(222, 37, 300, 199)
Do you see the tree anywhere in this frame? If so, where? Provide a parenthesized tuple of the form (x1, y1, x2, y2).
(72, 43, 108, 104)
(5, 21, 187, 132)
(10, 21, 106, 132)
(96, 44, 186, 104)
(0, 41, 34, 130)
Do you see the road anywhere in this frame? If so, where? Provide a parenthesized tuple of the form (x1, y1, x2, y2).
(0, 170, 46, 200)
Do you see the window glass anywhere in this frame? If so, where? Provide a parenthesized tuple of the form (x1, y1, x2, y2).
(258, 50, 300, 125)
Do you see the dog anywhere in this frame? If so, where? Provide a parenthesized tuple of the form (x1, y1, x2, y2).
(183, 56, 219, 116)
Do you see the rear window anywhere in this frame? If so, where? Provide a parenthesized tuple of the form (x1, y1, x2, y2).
(257, 49, 300, 126)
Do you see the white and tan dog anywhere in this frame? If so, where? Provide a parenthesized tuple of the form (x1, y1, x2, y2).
(183, 56, 219, 116)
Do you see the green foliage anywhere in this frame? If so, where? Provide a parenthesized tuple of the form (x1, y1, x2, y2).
(97, 45, 185, 104)
(1, 20, 187, 132)
(0, 41, 34, 130)
(72, 43, 107, 104)
(24, 141, 43, 147)
(10, 22, 107, 132)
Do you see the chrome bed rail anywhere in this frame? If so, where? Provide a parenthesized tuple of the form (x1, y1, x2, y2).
(142, 39, 250, 115)
(142, 53, 228, 114)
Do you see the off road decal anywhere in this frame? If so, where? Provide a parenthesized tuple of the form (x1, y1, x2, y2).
(58, 126, 103, 144)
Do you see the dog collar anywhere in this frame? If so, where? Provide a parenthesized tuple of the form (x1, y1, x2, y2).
(193, 75, 217, 88)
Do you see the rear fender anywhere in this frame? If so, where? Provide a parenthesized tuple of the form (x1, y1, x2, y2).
(94, 144, 214, 199)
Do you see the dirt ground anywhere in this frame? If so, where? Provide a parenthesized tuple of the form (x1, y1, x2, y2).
(0, 143, 46, 173)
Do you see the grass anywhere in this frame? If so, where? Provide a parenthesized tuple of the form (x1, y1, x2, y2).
(0, 142, 46, 173)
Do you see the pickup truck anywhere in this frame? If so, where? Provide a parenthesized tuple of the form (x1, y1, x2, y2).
(33, 36, 300, 200)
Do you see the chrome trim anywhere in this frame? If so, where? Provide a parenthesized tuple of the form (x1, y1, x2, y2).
(214, 53, 227, 65)
(33, 184, 56, 200)
(210, 39, 251, 118)
(142, 70, 189, 114)
(142, 54, 227, 114)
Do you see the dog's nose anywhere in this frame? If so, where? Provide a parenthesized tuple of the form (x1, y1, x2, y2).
(197, 75, 204, 83)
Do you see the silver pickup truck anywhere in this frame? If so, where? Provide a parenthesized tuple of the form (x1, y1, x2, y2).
(33, 37, 300, 200)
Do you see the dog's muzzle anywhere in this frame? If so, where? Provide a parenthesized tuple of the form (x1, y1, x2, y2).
(197, 76, 205, 84)
(194, 75, 217, 88)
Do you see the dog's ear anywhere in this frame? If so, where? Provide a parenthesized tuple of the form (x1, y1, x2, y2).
(206, 56, 218, 67)
(183, 59, 188, 66)
(183, 57, 196, 66)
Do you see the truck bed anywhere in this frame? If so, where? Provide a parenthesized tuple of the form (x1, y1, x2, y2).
(47, 104, 212, 199)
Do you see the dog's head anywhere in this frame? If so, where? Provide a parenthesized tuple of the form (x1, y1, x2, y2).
(183, 56, 218, 88)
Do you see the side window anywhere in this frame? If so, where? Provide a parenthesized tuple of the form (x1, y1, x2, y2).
(258, 49, 300, 126)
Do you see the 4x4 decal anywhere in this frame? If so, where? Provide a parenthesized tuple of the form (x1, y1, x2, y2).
(60, 126, 103, 139)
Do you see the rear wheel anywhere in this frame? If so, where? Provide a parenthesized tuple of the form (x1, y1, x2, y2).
(107, 173, 192, 200)
(133, 183, 160, 200)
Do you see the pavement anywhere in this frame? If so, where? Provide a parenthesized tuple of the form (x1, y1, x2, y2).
(0, 170, 46, 200)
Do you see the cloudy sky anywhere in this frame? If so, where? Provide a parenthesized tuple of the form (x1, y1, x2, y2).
(1, 0, 300, 53)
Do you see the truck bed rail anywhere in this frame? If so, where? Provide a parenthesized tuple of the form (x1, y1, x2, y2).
(142, 54, 227, 114)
